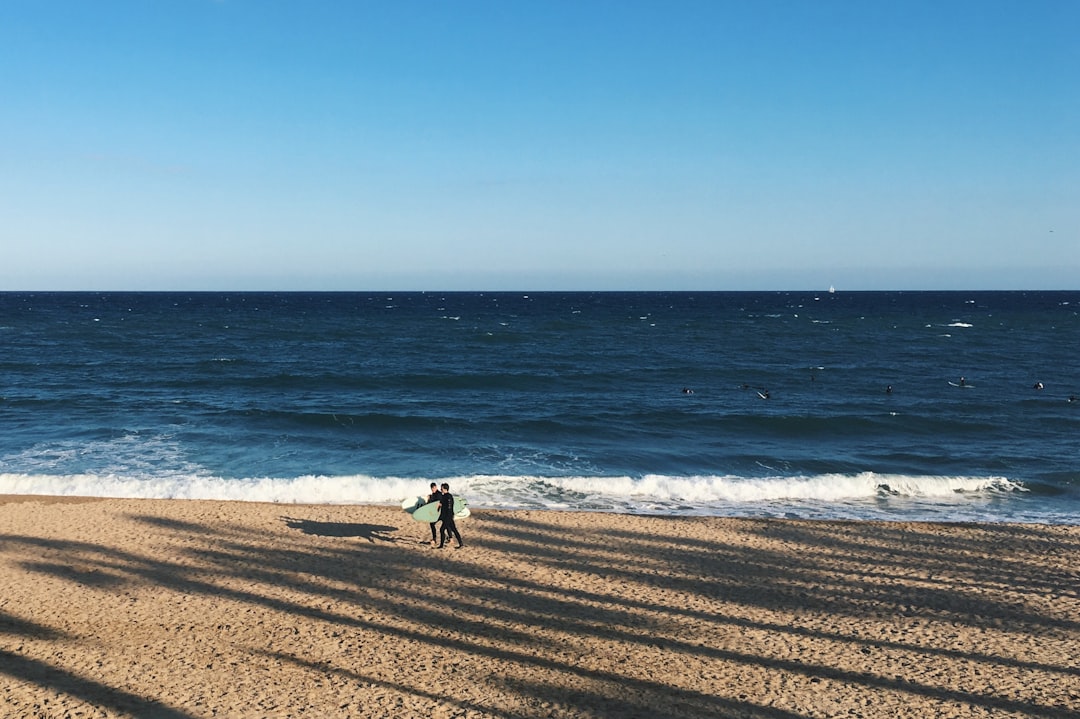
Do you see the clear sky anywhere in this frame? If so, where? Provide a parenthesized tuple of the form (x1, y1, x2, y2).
(2, 0, 1077, 291)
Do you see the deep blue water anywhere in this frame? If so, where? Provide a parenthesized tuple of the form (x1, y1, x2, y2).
(1, 291, 1077, 523)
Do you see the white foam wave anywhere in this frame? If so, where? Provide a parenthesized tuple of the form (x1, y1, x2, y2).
(0, 473, 421, 505)
(465, 472, 1023, 507)
(0, 471, 1023, 509)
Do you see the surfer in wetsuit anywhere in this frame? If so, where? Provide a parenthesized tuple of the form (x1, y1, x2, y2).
(426, 482, 442, 547)
(436, 482, 463, 549)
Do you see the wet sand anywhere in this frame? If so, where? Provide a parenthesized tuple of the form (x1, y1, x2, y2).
(1, 497, 1077, 718)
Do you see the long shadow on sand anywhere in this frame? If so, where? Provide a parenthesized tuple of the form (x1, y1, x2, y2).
(0, 610, 197, 718)
(282, 516, 398, 541)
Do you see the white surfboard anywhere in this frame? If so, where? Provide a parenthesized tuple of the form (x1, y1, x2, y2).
(411, 496, 469, 523)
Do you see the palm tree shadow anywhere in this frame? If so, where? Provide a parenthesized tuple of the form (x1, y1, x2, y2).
(0, 649, 196, 719)
(281, 517, 399, 543)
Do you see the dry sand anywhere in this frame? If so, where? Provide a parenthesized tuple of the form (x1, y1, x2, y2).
(0, 496, 1077, 718)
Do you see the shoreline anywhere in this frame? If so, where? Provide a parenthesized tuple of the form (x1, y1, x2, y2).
(1, 497, 1077, 718)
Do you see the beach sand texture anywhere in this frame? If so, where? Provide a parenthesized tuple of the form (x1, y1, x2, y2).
(1, 498, 1077, 718)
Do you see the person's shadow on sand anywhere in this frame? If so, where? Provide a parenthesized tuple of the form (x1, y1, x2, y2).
(281, 517, 398, 543)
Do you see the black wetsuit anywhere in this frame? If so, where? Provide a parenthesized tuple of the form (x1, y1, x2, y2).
(427, 490, 442, 542)
(438, 492, 462, 548)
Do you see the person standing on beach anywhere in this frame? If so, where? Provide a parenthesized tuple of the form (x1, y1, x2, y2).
(437, 482, 463, 549)
(426, 482, 442, 547)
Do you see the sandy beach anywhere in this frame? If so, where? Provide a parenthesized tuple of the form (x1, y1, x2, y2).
(0, 497, 1077, 718)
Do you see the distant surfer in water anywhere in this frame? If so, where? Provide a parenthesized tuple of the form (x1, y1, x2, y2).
(426, 482, 442, 547)
(681, 387, 694, 395)
(958, 377, 967, 387)
(437, 482, 463, 549)
(886, 385, 893, 394)
(1033, 382, 1044, 390)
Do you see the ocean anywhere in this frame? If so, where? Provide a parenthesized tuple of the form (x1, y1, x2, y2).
(1, 290, 1077, 524)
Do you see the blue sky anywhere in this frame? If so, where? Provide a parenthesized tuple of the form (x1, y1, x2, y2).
(2, 0, 1077, 291)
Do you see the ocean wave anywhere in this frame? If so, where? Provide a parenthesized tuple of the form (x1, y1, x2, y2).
(0, 471, 1033, 520)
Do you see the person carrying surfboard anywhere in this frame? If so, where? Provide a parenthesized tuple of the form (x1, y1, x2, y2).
(426, 482, 442, 547)
(436, 482, 463, 549)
